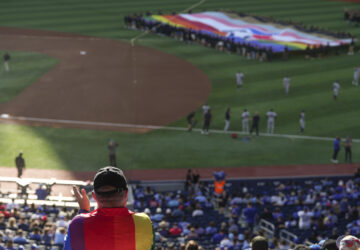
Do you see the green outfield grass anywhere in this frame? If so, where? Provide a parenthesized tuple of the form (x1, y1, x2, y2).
(0, 52, 58, 103)
(0, 0, 359, 171)
(1, 123, 358, 171)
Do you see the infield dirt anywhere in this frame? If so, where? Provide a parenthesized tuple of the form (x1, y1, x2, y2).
(0, 27, 211, 132)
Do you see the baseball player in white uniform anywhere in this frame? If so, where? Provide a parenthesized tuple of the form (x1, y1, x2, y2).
(299, 110, 305, 135)
(241, 109, 250, 133)
(3, 52, 10, 72)
(333, 81, 340, 100)
(353, 66, 359, 86)
(236, 71, 244, 88)
(283, 76, 290, 95)
(266, 109, 277, 134)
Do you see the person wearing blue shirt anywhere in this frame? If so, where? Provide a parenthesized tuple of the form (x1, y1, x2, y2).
(331, 137, 341, 163)
(243, 203, 257, 230)
(13, 229, 29, 245)
(211, 230, 226, 244)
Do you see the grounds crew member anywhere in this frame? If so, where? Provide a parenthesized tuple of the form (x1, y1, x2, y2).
(64, 166, 155, 250)
(15, 152, 25, 178)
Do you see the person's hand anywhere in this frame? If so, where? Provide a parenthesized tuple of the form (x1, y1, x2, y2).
(73, 186, 90, 211)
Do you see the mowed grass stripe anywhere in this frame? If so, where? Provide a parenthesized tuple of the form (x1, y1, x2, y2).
(0, 0, 197, 15)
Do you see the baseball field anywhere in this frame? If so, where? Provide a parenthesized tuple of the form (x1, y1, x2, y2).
(0, 0, 359, 173)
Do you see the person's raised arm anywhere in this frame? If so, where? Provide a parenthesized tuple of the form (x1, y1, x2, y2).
(73, 186, 90, 212)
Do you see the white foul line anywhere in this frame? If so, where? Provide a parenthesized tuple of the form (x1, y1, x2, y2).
(1, 115, 359, 143)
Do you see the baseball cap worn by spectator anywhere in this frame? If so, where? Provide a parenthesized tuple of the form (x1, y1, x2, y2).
(93, 166, 128, 195)
(336, 235, 360, 250)
(322, 239, 338, 250)
(293, 245, 311, 250)
(251, 236, 268, 250)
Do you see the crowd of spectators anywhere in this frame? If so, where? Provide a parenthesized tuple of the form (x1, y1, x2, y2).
(132, 170, 360, 249)
(124, 11, 354, 62)
(0, 199, 76, 250)
(1, 169, 360, 249)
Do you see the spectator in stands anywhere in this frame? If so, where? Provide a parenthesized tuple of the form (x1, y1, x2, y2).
(151, 207, 164, 222)
(29, 227, 42, 242)
(243, 202, 257, 230)
(13, 229, 28, 245)
(205, 221, 217, 235)
(192, 204, 204, 217)
(42, 228, 53, 246)
(4, 239, 15, 250)
(294, 244, 310, 250)
(158, 220, 169, 237)
(251, 235, 269, 250)
(7, 217, 17, 230)
(320, 239, 338, 250)
(6, 199, 19, 211)
(169, 223, 182, 236)
(228, 219, 239, 234)
(212, 229, 226, 244)
(192, 169, 200, 188)
(194, 224, 204, 236)
(241, 230, 252, 249)
(171, 206, 184, 218)
(298, 207, 313, 230)
(259, 207, 273, 222)
(35, 184, 48, 200)
(54, 227, 66, 247)
(64, 166, 154, 249)
(185, 169, 193, 192)
(0, 214, 5, 230)
(186, 227, 199, 241)
(185, 240, 199, 250)
(55, 215, 68, 229)
(17, 217, 29, 232)
(337, 235, 360, 250)
(220, 235, 234, 249)
(214, 171, 226, 196)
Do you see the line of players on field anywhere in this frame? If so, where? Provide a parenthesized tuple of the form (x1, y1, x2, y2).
(235, 66, 359, 100)
(187, 105, 304, 136)
(187, 65, 360, 135)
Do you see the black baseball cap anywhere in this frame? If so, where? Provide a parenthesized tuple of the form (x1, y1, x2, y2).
(322, 239, 338, 250)
(93, 166, 128, 195)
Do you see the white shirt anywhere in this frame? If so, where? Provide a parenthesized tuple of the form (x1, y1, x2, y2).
(202, 105, 210, 115)
(354, 67, 359, 78)
(333, 82, 340, 92)
(242, 111, 250, 121)
(6, 202, 19, 210)
(192, 209, 204, 217)
(236, 72, 244, 84)
(283, 77, 290, 87)
(266, 111, 277, 122)
(220, 238, 233, 248)
(298, 210, 313, 229)
(299, 112, 305, 122)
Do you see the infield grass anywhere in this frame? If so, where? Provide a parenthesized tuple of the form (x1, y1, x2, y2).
(0, 0, 359, 171)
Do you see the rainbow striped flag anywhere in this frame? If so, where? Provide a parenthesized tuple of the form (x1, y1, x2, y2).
(64, 208, 154, 250)
(145, 12, 351, 52)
